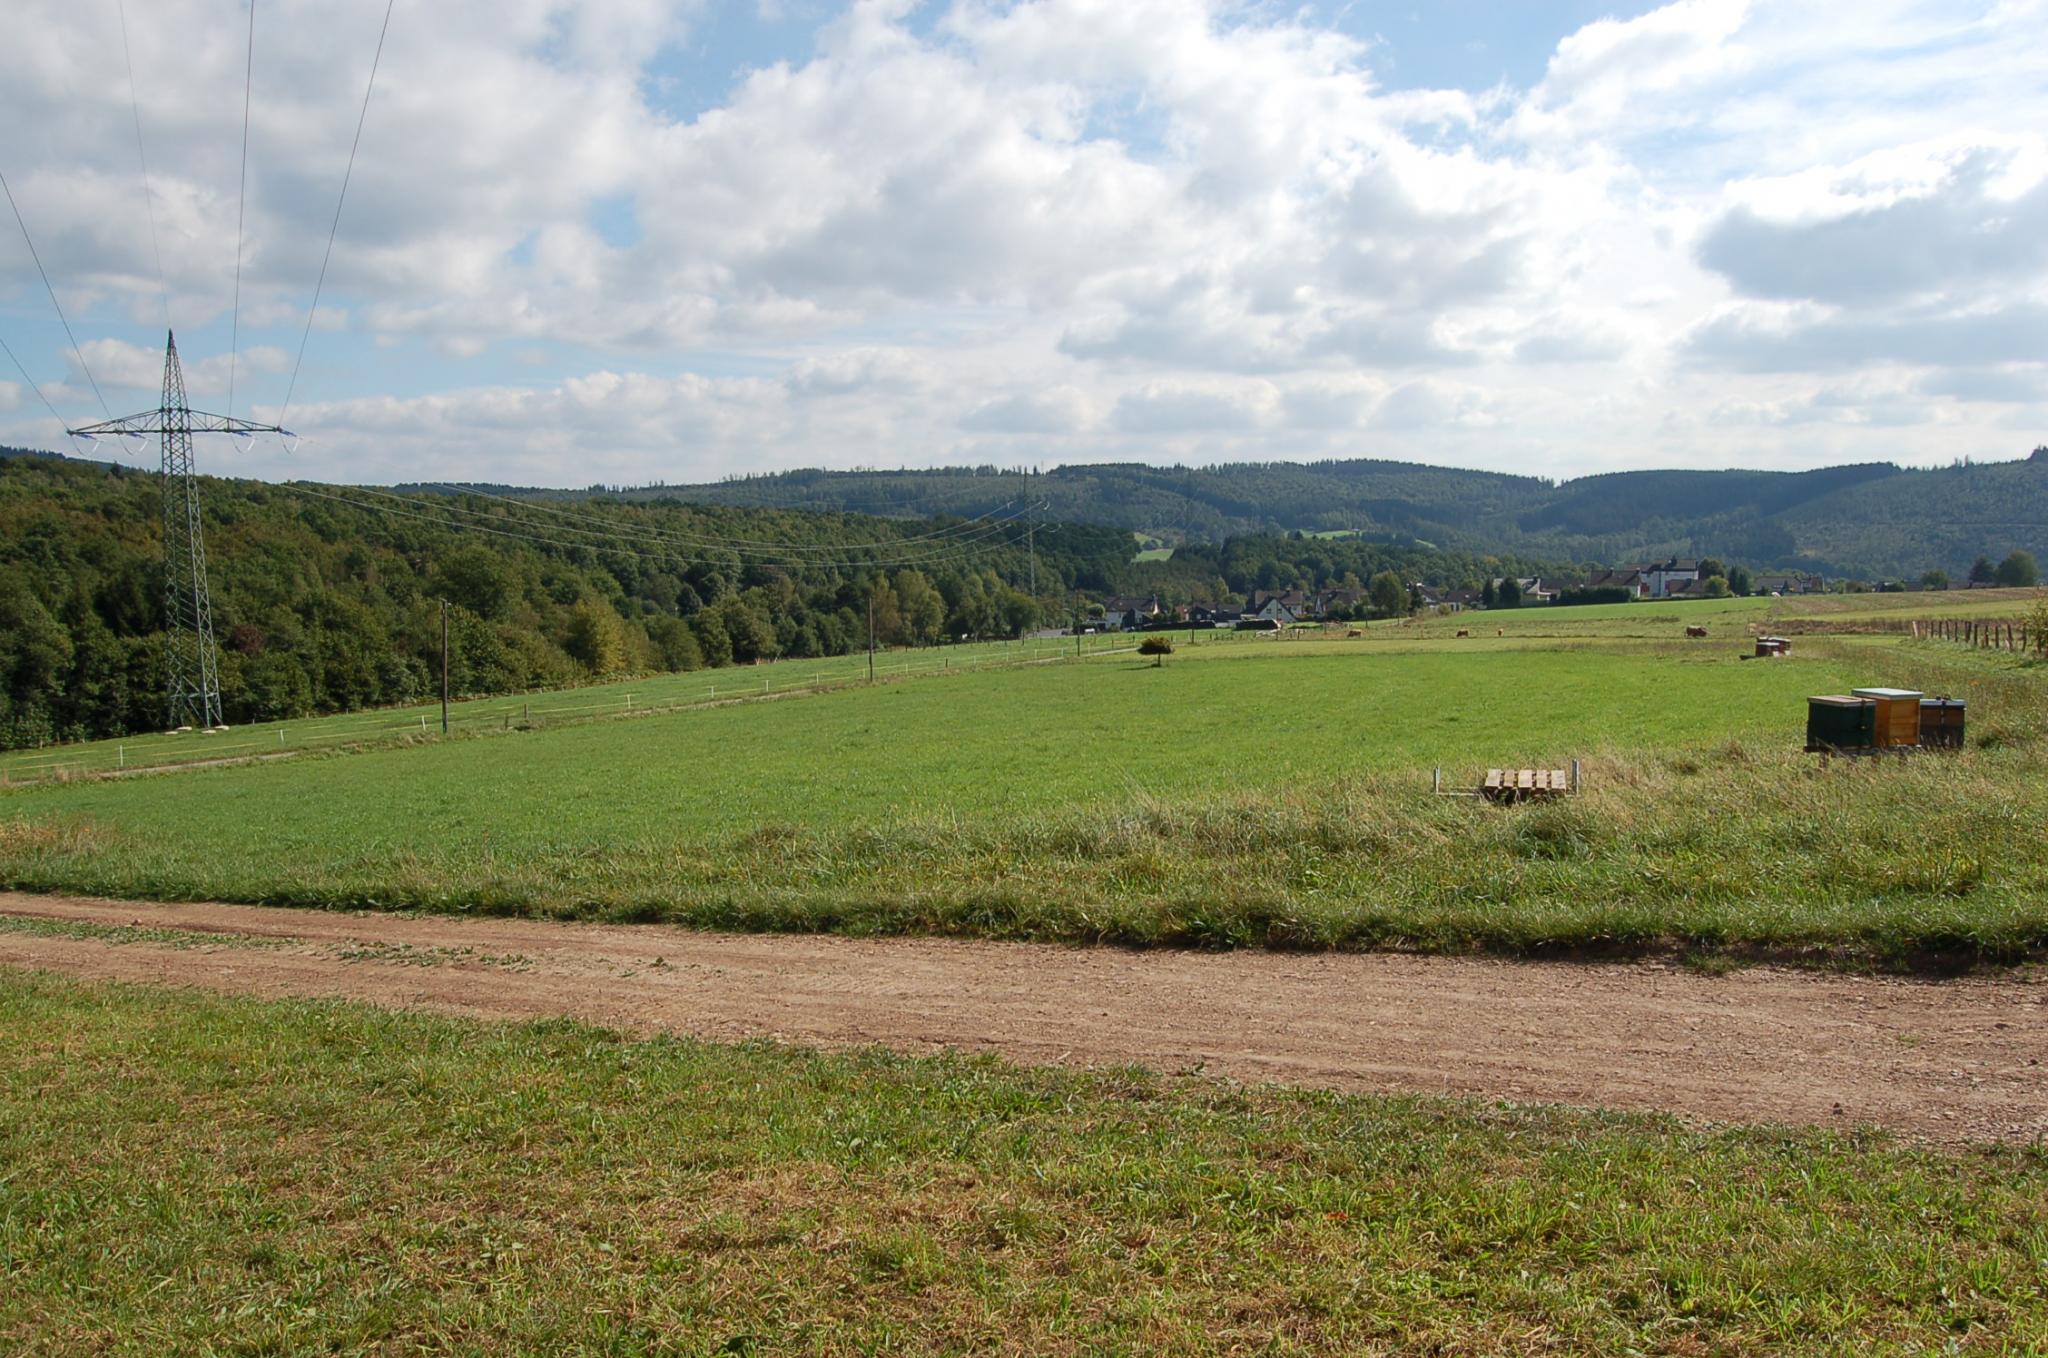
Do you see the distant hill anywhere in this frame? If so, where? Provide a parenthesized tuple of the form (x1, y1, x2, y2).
(557, 450, 2048, 579)
(30, 440, 2048, 577)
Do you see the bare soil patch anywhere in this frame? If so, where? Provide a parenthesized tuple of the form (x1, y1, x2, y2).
(2, 890, 2042, 1142)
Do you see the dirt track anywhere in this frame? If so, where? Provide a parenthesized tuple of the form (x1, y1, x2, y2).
(2, 891, 2043, 1142)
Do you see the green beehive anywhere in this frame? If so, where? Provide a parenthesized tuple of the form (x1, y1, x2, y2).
(1806, 695, 1875, 752)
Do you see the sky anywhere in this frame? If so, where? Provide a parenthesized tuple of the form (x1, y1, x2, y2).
(1, 0, 2045, 488)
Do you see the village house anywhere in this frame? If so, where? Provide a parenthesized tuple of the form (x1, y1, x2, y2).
(1186, 603, 1243, 627)
(1247, 588, 1309, 615)
(1641, 558, 1702, 598)
(1247, 594, 1302, 624)
(1098, 595, 1163, 630)
(1311, 587, 1365, 617)
(1584, 566, 1650, 598)
(1486, 577, 1564, 604)
(1580, 559, 1706, 599)
(1752, 573, 1825, 596)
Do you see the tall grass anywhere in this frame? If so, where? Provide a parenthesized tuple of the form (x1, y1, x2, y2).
(5, 971, 2046, 1354)
(3, 636, 2043, 967)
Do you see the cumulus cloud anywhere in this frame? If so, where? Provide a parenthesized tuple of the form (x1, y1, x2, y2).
(1685, 302, 2048, 372)
(960, 387, 1092, 434)
(70, 337, 287, 397)
(1512, 0, 1752, 142)
(1, 0, 2046, 481)
(1369, 380, 1494, 432)
(1699, 141, 2048, 305)
(1112, 380, 1275, 434)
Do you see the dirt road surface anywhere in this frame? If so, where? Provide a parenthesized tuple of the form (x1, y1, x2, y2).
(3, 891, 2043, 1142)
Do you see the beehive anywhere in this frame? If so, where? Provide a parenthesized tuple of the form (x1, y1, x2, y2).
(1919, 698, 1967, 749)
(1852, 688, 1924, 748)
(1806, 695, 1875, 752)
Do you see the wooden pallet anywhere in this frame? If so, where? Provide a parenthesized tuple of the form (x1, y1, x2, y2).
(1482, 768, 1571, 803)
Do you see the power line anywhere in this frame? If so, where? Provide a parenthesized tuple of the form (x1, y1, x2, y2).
(0, 167, 111, 417)
(226, 0, 256, 419)
(280, 0, 395, 427)
(115, 0, 170, 332)
(0, 332, 77, 437)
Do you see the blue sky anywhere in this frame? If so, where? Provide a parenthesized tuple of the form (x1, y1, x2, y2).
(2, 0, 2044, 486)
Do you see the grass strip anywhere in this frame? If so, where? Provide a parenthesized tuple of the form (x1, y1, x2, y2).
(1, 969, 2044, 1355)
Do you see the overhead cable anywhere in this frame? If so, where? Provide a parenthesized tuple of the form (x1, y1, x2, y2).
(115, 0, 171, 331)
(0, 168, 111, 417)
(226, 0, 256, 418)
(280, 0, 396, 427)
(0, 333, 79, 437)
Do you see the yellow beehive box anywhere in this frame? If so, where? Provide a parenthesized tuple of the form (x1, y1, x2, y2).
(1853, 688, 1924, 747)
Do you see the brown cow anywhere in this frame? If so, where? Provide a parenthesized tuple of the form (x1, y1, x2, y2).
(1685, 625, 1708, 638)
(1456, 628, 1471, 638)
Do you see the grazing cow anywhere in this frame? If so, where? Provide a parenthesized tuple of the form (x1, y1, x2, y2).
(1685, 625, 1708, 638)
(1456, 628, 1471, 638)
(1496, 628, 1504, 637)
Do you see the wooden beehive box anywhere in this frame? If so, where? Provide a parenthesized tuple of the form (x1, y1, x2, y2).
(1853, 688, 1924, 748)
(1806, 695, 1874, 752)
(1919, 698, 1967, 749)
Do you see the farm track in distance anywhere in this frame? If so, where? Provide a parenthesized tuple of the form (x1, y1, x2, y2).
(3, 891, 2042, 1145)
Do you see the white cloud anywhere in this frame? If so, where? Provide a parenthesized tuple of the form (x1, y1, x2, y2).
(960, 387, 1092, 434)
(1512, 0, 1752, 143)
(70, 337, 287, 396)
(1112, 379, 1276, 434)
(1370, 380, 1495, 431)
(1700, 139, 2048, 305)
(1, 0, 2045, 481)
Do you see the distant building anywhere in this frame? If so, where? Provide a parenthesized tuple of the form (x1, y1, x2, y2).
(1099, 595, 1162, 630)
(1248, 594, 1302, 624)
(1247, 588, 1309, 617)
(1581, 559, 1711, 599)
(1752, 573, 1825, 596)
(1642, 559, 1702, 598)
(1311, 587, 1365, 617)
(1487, 577, 1564, 605)
(1585, 566, 1650, 598)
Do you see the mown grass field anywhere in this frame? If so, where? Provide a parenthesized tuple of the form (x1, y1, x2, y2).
(0, 631, 1149, 781)
(3, 970, 2044, 1355)
(4, 607, 2047, 963)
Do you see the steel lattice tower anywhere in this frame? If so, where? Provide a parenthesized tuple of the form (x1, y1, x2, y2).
(71, 331, 291, 730)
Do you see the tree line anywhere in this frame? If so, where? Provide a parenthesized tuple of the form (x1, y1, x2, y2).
(1, 452, 1566, 749)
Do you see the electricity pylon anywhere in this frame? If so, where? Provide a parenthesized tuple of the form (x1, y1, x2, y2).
(70, 331, 291, 730)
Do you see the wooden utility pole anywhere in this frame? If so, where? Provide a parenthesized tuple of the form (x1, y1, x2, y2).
(440, 599, 450, 735)
(867, 592, 876, 684)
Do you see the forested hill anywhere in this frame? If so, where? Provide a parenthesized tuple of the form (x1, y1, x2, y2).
(0, 451, 1555, 748)
(575, 449, 2048, 578)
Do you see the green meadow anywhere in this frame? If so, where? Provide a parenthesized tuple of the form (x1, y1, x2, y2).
(0, 631, 1144, 781)
(4, 615, 2046, 964)
(4, 971, 2044, 1355)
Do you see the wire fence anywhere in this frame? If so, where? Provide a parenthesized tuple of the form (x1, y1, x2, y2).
(0, 628, 1265, 786)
